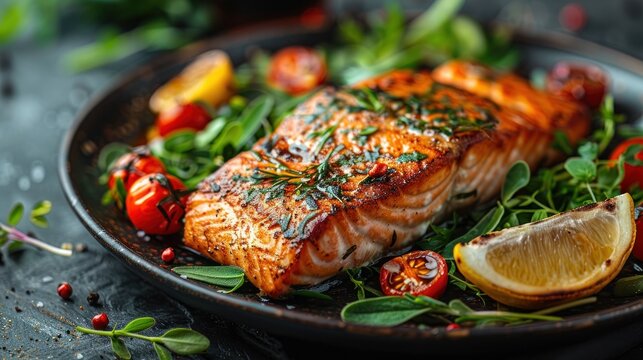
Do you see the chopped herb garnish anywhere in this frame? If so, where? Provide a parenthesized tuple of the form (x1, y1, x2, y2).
(397, 152, 427, 163)
(358, 126, 379, 136)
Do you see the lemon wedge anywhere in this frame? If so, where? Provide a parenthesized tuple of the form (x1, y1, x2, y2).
(149, 50, 234, 113)
(454, 194, 636, 309)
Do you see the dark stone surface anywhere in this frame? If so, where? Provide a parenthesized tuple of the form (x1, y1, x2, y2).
(1, 1, 642, 359)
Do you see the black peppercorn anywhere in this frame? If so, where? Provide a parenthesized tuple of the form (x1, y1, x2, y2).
(87, 292, 100, 306)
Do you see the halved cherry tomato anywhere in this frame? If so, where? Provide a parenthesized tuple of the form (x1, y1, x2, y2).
(609, 137, 643, 192)
(126, 173, 188, 235)
(156, 103, 211, 137)
(267, 46, 327, 96)
(379, 250, 448, 298)
(546, 61, 608, 109)
(108, 148, 166, 191)
(633, 213, 643, 261)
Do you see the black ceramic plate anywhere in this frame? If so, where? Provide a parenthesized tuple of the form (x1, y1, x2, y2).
(60, 23, 643, 353)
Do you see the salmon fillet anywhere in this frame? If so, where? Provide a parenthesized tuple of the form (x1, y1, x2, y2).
(183, 62, 590, 297)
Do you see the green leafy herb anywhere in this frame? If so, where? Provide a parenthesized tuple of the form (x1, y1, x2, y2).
(0, 201, 71, 256)
(172, 266, 245, 293)
(346, 268, 383, 300)
(396, 152, 427, 163)
(358, 126, 379, 136)
(311, 125, 338, 155)
(613, 275, 643, 297)
(442, 205, 505, 259)
(76, 316, 210, 359)
(7, 203, 23, 227)
(29, 200, 52, 228)
(448, 265, 485, 303)
(122, 317, 156, 333)
(501, 161, 530, 205)
(290, 289, 333, 301)
(111, 337, 131, 360)
(341, 294, 595, 327)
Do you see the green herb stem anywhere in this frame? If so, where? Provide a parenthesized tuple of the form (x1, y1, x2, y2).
(0, 223, 72, 256)
(532, 297, 597, 315)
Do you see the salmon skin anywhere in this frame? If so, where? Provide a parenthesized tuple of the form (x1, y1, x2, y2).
(183, 61, 590, 297)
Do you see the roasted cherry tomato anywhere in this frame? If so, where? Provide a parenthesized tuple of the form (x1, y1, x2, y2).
(156, 103, 211, 137)
(267, 46, 327, 96)
(379, 250, 448, 298)
(546, 62, 608, 109)
(609, 137, 643, 192)
(126, 173, 188, 235)
(108, 148, 166, 191)
(633, 213, 643, 261)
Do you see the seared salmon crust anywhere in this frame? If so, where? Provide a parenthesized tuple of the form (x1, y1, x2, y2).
(183, 61, 590, 297)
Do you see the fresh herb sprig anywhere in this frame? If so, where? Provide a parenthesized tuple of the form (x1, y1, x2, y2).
(248, 145, 347, 204)
(75, 317, 210, 360)
(341, 294, 596, 327)
(0, 201, 71, 257)
(329, 0, 517, 85)
(345, 267, 383, 300)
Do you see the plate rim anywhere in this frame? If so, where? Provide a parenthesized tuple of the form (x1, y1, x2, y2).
(58, 22, 643, 344)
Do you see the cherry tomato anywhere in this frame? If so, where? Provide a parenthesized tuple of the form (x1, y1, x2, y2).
(379, 250, 448, 298)
(267, 47, 327, 96)
(609, 137, 643, 192)
(108, 148, 166, 191)
(633, 214, 643, 261)
(546, 62, 608, 109)
(156, 103, 211, 137)
(126, 173, 188, 235)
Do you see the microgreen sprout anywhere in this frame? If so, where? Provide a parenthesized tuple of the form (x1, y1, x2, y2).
(0, 201, 71, 257)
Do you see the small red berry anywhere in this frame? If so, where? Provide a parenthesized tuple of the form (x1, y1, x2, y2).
(161, 247, 175, 264)
(446, 323, 461, 331)
(559, 3, 587, 32)
(367, 162, 388, 178)
(57, 282, 73, 300)
(92, 313, 109, 330)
